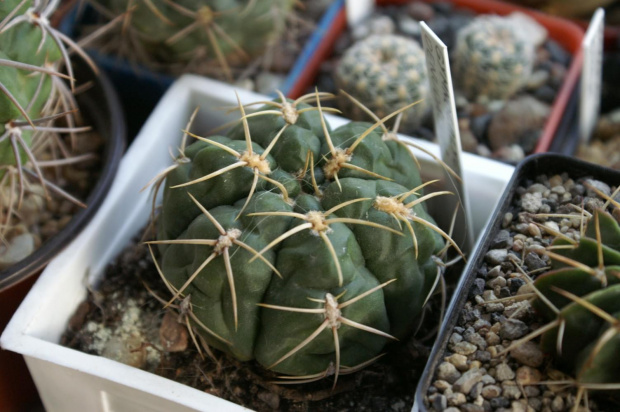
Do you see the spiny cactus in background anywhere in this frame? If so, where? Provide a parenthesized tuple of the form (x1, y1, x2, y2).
(518, 187, 620, 406)
(146, 91, 462, 383)
(0, 0, 95, 268)
(334, 34, 430, 132)
(453, 14, 535, 101)
(90, 0, 296, 81)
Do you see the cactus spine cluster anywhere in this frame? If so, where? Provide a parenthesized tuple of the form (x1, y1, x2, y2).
(453, 15, 535, 101)
(95, 0, 296, 81)
(334, 34, 430, 132)
(149, 92, 460, 382)
(0, 0, 93, 267)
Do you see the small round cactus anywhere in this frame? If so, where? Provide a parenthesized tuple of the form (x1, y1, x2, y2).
(149, 93, 460, 382)
(334, 34, 430, 131)
(453, 15, 535, 101)
(96, 0, 296, 81)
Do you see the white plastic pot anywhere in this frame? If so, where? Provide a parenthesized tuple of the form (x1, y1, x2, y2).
(1, 75, 514, 412)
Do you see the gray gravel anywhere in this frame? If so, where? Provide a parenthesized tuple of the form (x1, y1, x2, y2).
(425, 173, 618, 411)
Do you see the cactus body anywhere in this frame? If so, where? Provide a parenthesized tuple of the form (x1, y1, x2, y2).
(453, 15, 535, 101)
(0, 2, 61, 167)
(0, 1, 94, 268)
(534, 209, 620, 389)
(101, 0, 295, 75)
(334, 34, 430, 131)
(155, 96, 449, 377)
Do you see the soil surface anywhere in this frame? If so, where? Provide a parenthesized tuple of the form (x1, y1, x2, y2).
(62, 228, 460, 412)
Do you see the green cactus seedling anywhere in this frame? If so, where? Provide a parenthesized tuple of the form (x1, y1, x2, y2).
(147, 91, 462, 384)
(453, 14, 535, 101)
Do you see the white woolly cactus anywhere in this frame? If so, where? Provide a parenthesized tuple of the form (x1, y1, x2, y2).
(453, 14, 535, 101)
(334, 34, 430, 131)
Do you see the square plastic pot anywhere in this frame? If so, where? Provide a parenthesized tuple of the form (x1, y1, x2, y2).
(302, 0, 585, 155)
(1, 74, 514, 412)
(412, 153, 620, 412)
(58, 0, 345, 140)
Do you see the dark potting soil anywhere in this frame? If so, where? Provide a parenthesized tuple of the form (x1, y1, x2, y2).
(313, 1, 572, 165)
(61, 229, 456, 412)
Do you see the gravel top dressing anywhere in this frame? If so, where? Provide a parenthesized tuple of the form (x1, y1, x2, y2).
(424, 172, 620, 412)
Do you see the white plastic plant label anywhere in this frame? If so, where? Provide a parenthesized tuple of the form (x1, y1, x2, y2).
(420, 22, 474, 251)
(345, 0, 374, 27)
(580, 8, 605, 143)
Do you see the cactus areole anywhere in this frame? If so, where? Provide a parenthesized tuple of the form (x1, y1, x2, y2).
(152, 93, 456, 380)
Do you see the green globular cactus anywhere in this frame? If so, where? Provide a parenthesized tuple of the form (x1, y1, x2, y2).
(98, 0, 295, 81)
(334, 34, 430, 132)
(150, 93, 459, 381)
(0, 0, 94, 267)
(0, 0, 60, 165)
(453, 15, 535, 101)
(532, 208, 620, 398)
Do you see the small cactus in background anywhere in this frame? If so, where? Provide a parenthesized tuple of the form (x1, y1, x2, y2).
(334, 34, 430, 132)
(0, 0, 95, 268)
(90, 0, 296, 81)
(517, 187, 620, 405)
(147, 92, 461, 382)
(453, 14, 535, 101)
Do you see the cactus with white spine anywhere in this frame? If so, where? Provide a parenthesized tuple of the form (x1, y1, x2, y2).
(334, 34, 430, 132)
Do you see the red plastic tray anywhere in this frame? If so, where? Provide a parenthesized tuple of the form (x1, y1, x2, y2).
(295, 0, 585, 154)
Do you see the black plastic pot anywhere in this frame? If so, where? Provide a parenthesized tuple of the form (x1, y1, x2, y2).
(0, 58, 125, 411)
(412, 153, 620, 412)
